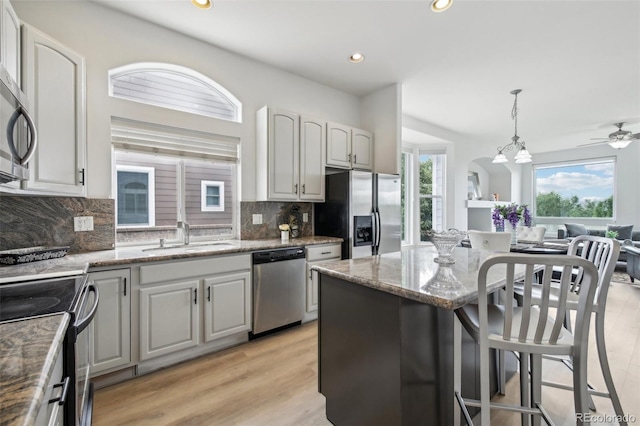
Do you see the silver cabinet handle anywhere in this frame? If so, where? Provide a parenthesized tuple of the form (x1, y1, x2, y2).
(194, 288, 197, 305)
(354, 154, 357, 164)
(123, 277, 127, 296)
(79, 168, 86, 186)
(348, 153, 352, 162)
(294, 184, 298, 194)
(207, 286, 211, 302)
(302, 184, 305, 194)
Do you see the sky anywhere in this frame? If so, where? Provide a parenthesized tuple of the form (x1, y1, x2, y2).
(535, 161, 614, 203)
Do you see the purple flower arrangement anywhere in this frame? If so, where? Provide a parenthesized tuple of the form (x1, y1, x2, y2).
(492, 203, 531, 230)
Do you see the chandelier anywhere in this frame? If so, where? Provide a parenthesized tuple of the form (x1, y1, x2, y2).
(492, 89, 532, 164)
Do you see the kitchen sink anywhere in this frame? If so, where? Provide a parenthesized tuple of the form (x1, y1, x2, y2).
(142, 241, 237, 252)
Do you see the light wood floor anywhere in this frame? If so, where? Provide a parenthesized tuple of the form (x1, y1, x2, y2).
(94, 279, 640, 426)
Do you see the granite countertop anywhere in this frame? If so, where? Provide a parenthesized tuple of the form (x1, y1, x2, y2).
(312, 245, 529, 310)
(0, 313, 69, 426)
(0, 236, 342, 283)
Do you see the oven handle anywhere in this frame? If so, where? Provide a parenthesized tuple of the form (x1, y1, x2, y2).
(75, 283, 99, 334)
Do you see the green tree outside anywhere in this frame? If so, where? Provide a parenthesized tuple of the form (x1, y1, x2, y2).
(536, 191, 613, 217)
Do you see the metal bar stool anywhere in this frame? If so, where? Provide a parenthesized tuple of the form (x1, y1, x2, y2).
(512, 235, 625, 422)
(454, 253, 600, 425)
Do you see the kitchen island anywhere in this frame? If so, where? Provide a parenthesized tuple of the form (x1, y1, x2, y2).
(313, 246, 524, 426)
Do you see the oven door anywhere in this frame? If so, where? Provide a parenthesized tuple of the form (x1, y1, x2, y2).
(70, 282, 99, 426)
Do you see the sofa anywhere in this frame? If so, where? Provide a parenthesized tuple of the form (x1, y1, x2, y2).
(557, 223, 640, 270)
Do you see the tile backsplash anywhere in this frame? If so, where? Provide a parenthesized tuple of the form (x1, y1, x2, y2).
(0, 197, 314, 253)
(240, 201, 313, 240)
(0, 196, 115, 253)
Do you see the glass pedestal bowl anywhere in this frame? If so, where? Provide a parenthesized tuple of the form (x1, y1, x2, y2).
(421, 264, 465, 295)
(427, 229, 467, 264)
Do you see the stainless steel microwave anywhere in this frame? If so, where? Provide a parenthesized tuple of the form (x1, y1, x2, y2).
(0, 65, 37, 184)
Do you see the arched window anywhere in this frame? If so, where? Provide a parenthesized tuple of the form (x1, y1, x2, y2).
(109, 63, 241, 122)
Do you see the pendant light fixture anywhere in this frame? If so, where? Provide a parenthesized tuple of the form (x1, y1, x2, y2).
(492, 89, 532, 164)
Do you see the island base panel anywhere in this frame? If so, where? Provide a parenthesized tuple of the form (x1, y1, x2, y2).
(319, 275, 513, 426)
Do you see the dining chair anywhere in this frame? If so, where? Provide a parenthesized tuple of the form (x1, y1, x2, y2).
(453, 253, 600, 426)
(517, 226, 546, 243)
(512, 235, 625, 421)
(468, 230, 512, 252)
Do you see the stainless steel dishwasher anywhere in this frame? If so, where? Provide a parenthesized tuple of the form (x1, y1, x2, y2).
(252, 246, 306, 336)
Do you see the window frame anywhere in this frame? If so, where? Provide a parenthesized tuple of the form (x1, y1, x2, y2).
(115, 164, 156, 228)
(532, 156, 616, 223)
(417, 150, 446, 244)
(401, 145, 447, 246)
(201, 180, 225, 212)
(108, 62, 242, 123)
(401, 149, 414, 246)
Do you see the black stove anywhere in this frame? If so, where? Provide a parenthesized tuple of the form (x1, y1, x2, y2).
(0, 273, 98, 426)
(0, 275, 84, 322)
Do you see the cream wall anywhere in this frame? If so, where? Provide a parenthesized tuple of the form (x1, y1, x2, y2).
(13, 1, 362, 201)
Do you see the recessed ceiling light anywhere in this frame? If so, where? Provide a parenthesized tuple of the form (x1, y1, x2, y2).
(430, 0, 452, 12)
(349, 53, 365, 63)
(192, 0, 212, 10)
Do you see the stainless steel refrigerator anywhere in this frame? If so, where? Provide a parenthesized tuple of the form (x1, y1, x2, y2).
(314, 170, 401, 259)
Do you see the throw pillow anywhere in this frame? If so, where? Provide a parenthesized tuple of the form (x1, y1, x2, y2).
(606, 224, 634, 240)
(565, 223, 589, 237)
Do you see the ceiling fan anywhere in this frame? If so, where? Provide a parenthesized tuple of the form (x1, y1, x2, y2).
(579, 122, 640, 149)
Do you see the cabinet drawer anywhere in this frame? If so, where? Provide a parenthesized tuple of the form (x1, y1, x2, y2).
(306, 244, 341, 262)
(140, 254, 251, 285)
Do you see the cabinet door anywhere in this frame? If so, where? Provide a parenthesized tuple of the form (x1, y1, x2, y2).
(140, 280, 199, 360)
(326, 122, 352, 169)
(306, 262, 320, 313)
(299, 116, 325, 201)
(1, 0, 20, 84)
(203, 271, 251, 342)
(352, 128, 373, 171)
(88, 269, 131, 376)
(21, 24, 86, 196)
(268, 108, 299, 200)
(306, 257, 340, 313)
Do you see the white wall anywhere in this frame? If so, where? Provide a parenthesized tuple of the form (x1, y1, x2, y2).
(520, 142, 640, 227)
(360, 84, 401, 175)
(13, 1, 361, 200)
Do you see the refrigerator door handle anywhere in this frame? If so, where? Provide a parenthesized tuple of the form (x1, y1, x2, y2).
(372, 210, 381, 253)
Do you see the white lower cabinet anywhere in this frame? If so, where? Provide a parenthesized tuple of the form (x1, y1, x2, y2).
(203, 271, 251, 342)
(88, 268, 131, 376)
(138, 254, 251, 361)
(140, 279, 200, 361)
(305, 243, 341, 317)
(35, 340, 64, 426)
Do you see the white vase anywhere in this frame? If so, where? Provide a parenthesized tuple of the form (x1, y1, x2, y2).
(281, 230, 289, 242)
(508, 224, 518, 245)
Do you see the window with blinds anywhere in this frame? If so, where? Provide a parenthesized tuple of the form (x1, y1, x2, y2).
(111, 118, 238, 245)
(109, 63, 242, 122)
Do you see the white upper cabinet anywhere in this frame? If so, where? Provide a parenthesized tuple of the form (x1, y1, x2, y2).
(326, 122, 373, 171)
(326, 122, 351, 169)
(299, 116, 326, 201)
(1, 0, 20, 85)
(21, 24, 86, 196)
(257, 106, 326, 202)
(352, 128, 373, 171)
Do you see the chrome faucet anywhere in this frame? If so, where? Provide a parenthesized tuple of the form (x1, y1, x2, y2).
(177, 221, 190, 245)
